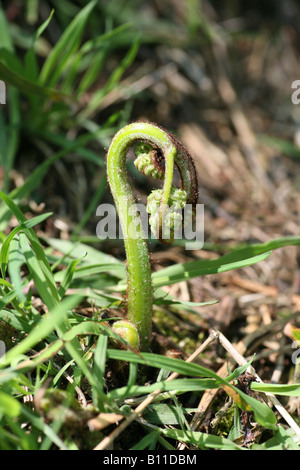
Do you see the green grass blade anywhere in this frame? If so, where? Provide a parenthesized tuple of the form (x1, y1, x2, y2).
(0, 390, 21, 417)
(251, 426, 300, 450)
(19, 232, 59, 310)
(108, 378, 218, 401)
(73, 24, 134, 97)
(215, 236, 300, 263)
(0, 5, 21, 192)
(39, 0, 97, 86)
(0, 193, 59, 309)
(7, 236, 25, 303)
(46, 238, 124, 274)
(0, 6, 14, 51)
(227, 405, 243, 442)
(106, 349, 226, 379)
(2, 86, 20, 192)
(1, 295, 82, 367)
(0, 288, 20, 310)
(230, 387, 277, 430)
(130, 430, 159, 450)
(54, 263, 126, 282)
(57, 259, 80, 299)
(151, 236, 300, 288)
(0, 309, 40, 335)
(35, 9, 55, 40)
(154, 297, 218, 308)
(259, 134, 300, 160)
(80, 35, 140, 119)
(72, 173, 107, 236)
(23, 8, 54, 84)
(152, 252, 271, 287)
(142, 404, 199, 426)
(92, 334, 108, 408)
(0, 61, 70, 102)
(100, 236, 300, 294)
(0, 192, 84, 361)
(159, 426, 244, 450)
(0, 126, 109, 231)
(0, 279, 13, 289)
(0, 212, 52, 277)
(250, 382, 300, 397)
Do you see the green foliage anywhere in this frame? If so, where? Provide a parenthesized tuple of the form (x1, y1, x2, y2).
(0, 1, 300, 451)
(2, 188, 300, 448)
(0, 0, 138, 198)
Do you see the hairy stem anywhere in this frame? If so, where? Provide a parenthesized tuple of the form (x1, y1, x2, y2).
(106, 122, 197, 350)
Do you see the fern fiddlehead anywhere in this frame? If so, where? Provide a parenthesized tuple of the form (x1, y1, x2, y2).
(106, 122, 198, 350)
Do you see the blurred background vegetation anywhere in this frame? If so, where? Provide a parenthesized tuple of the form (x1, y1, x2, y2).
(1, 0, 300, 297)
(0, 0, 299, 234)
(1, 0, 300, 450)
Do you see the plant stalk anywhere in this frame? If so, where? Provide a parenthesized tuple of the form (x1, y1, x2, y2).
(106, 122, 197, 350)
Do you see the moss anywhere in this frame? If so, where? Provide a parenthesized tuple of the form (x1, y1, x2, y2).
(152, 308, 199, 355)
(39, 389, 94, 428)
(213, 403, 235, 438)
(0, 320, 18, 351)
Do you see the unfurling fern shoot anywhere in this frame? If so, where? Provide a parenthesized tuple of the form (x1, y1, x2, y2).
(106, 122, 198, 351)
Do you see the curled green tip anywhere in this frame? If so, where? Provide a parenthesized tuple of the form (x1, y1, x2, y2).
(112, 320, 140, 349)
(134, 141, 165, 180)
(147, 187, 188, 241)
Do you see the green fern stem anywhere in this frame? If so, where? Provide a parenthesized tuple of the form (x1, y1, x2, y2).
(106, 122, 197, 350)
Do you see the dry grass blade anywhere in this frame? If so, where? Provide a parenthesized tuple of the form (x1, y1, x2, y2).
(88, 413, 125, 432)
